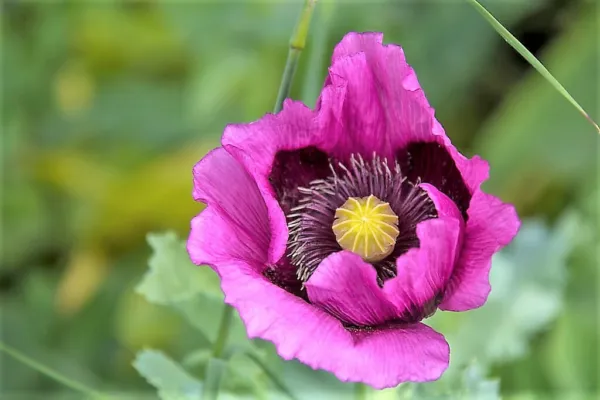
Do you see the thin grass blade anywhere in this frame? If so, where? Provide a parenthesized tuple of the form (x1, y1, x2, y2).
(0, 341, 110, 399)
(466, 0, 599, 134)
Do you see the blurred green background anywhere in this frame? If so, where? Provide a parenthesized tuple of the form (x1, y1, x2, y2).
(1, 0, 598, 399)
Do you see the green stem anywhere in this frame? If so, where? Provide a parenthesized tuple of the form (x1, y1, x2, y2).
(301, 0, 336, 107)
(203, 357, 227, 400)
(354, 382, 368, 400)
(273, 0, 318, 113)
(202, 305, 234, 400)
(0, 341, 109, 399)
(212, 305, 233, 358)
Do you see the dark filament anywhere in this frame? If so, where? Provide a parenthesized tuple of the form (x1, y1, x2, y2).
(287, 154, 438, 285)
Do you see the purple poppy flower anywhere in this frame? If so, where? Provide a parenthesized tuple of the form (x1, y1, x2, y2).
(187, 32, 520, 388)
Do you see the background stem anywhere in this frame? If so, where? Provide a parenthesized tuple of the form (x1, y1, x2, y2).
(202, 305, 234, 400)
(354, 382, 368, 400)
(244, 351, 300, 400)
(273, 0, 318, 113)
(212, 305, 233, 358)
(0, 341, 109, 400)
(301, 0, 336, 107)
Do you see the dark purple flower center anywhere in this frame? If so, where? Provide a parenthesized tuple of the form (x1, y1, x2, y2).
(397, 142, 471, 220)
(287, 154, 437, 285)
(266, 142, 472, 315)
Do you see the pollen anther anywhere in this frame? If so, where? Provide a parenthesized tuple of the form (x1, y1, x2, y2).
(332, 195, 400, 263)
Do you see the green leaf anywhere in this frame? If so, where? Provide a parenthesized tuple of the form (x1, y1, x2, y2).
(136, 231, 260, 397)
(142, 233, 253, 348)
(466, 0, 599, 133)
(182, 349, 212, 369)
(137, 232, 252, 350)
(173, 296, 252, 351)
(400, 363, 499, 399)
(136, 231, 221, 305)
(461, 364, 500, 400)
(134, 350, 267, 400)
(133, 350, 203, 400)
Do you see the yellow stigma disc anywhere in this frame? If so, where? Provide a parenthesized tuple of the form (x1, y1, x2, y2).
(332, 195, 399, 263)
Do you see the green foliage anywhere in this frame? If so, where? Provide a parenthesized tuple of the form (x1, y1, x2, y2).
(133, 350, 204, 400)
(135, 232, 249, 348)
(399, 363, 499, 400)
(137, 232, 221, 304)
(135, 232, 273, 398)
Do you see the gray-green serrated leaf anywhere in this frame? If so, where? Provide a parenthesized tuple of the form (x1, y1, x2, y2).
(136, 231, 221, 305)
(134, 350, 259, 400)
(137, 234, 255, 363)
(267, 355, 353, 400)
(461, 364, 500, 400)
(401, 363, 499, 400)
(133, 349, 203, 400)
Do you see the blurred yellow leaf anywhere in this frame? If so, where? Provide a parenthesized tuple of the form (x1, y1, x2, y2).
(54, 60, 95, 118)
(55, 247, 108, 317)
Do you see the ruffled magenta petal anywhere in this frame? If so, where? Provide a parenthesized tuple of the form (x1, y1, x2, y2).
(305, 251, 398, 326)
(318, 32, 439, 160)
(329, 32, 385, 63)
(439, 190, 520, 311)
(222, 100, 333, 264)
(384, 197, 462, 317)
(446, 148, 490, 195)
(420, 183, 464, 222)
(189, 147, 270, 269)
(220, 259, 449, 388)
(428, 118, 491, 196)
(319, 32, 490, 208)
